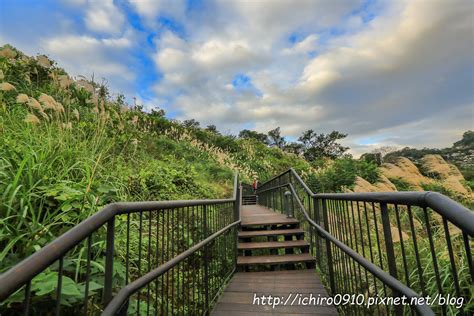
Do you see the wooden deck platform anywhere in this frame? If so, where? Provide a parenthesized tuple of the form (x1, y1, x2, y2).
(211, 270, 338, 315)
(241, 204, 299, 226)
(212, 205, 338, 315)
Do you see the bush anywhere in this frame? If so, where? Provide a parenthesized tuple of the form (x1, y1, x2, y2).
(389, 177, 413, 191)
(308, 158, 380, 192)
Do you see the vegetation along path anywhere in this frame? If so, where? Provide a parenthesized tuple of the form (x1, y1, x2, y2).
(0, 168, 472, 315)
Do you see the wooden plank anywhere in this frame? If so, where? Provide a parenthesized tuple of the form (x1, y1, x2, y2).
(241, 205, 299, 226)
(238, 240, 309, 250)
(218, 292, 333, 306)
(212, 303, 338, 314)
(238, 228, 305, 238)
(211, 206, 339, 315)
(237, 253, 314, 265)
(225, 283, 327, 292)
(211, 270, 338, 315)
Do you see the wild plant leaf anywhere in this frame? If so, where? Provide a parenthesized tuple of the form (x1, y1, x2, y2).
(60, 276, 82, 297)
(78, 281, 103, 294)
(61, 202, 72, 212)
(31, 272, 57, 296)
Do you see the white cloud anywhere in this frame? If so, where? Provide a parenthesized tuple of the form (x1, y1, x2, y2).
(282, 34, 319, 55)
(150, 0, 473, 153)
(4, 0, 471, 154)
(127, 0, 186, 26)
(84, 0, 125, 35)
(44, 33, 135, 83)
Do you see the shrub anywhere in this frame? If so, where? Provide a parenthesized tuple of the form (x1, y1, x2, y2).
(389, 177, 413, 191)
(308, 158, 380, 192)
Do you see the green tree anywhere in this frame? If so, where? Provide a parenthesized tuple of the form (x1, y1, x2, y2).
(238, 129, 269, 144)
(182, 119, 200, 129)
(283, 142, 304, 155)
(298, 130, 349, 161)
(205, 124, 220, 135)
(268, 127, 286, 149)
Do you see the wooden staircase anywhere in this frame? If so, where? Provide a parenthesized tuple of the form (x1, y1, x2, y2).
(242, 194, 257, 205)
(237, 205, 314, 271)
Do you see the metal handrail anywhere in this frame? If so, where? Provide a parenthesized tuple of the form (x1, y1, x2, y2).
(103, 220, 241, 315)
(0, 173, 240, 303)
(259, 168, 474, 235)
(273, 182, 435, 315)
(257, 168, 473, 315)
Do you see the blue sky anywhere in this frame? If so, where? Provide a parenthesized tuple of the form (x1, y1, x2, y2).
(1, 0, 472, 155)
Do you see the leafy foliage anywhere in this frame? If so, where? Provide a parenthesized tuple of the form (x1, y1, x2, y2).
(389, 177, 413, 191)
(307, 158, 379, 192)
(238, 129, 269, 144)
(298, 130, 349, 161)
(268, 127, 286, 149)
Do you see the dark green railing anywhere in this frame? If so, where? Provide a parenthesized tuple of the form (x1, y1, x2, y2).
(1, 167, 472, 316)
(0, 174, 241, 315)
(257, 169, 473, 315)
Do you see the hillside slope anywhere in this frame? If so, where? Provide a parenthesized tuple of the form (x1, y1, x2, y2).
(354, 154, 472, 206)
(0, 45, 311, 271)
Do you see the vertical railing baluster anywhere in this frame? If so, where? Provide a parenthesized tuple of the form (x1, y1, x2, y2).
(363, 201, 379, 315)
(380, 202, 402, 316)
(394, 205, 410, 287)
(372, 202, 389, 315)
(155, 211, 160, 315)
(83, 235, 92, 315)
(407, 205, 426, 296)
(356, 201, 370, 308)
(422, 207, 444, 315)
(442, 219, 461, 299)
(138, 212, 143, 314)
(322, 199, 335, 294)
(203, 204, 210, 315)
(166, 210, 170, 314)
(161, 210, 165, 316)
(23, 281, 31, 316)
(125, 214, 130, 286)
(103, 217, 115, 307)
(55, 257, 64, 316)
(314, 196, 321, 267)
(147, 212, 152, 315)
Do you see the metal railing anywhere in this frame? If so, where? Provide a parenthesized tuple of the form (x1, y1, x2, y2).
(257, 169, 473, 315)
(0, 174, 241, 315)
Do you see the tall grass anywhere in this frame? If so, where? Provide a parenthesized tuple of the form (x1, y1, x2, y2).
(0, 45, 313, 313)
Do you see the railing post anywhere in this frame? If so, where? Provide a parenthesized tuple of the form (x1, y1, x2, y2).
(284, 191, 292, 218)
(234, 184, 241, 222)
(103, 217, 115, 306)
(203, 205, 210, 315)
(380, 202, 402, 316)
(234, 185, 241, 272)
(314, 196, 321, 267)
(322, 199, 336, 295)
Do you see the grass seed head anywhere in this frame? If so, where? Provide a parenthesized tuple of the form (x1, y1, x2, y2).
(0, 69, 4, 80)
(0, 47, 17, 59)
(28, 97, 43, 111)
(73, 109, 80, 121)
(37, 55, 51, 68)
(38, 93, 60, 111)
(0, 82, 16, 91)
(24, 113, 40, 124)
(38, 110, 49, 121)
(58, 75, 73, 88)
(16, 93, 29, 104)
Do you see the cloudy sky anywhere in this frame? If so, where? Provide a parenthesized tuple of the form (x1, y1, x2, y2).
(1, 0, 473, 155)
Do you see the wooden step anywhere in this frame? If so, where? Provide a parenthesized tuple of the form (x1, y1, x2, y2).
(241, 216, 299, 227)
(238, 228, 304, 238)
(238, 240, 309, 250)
(237, 253, 314, 266)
